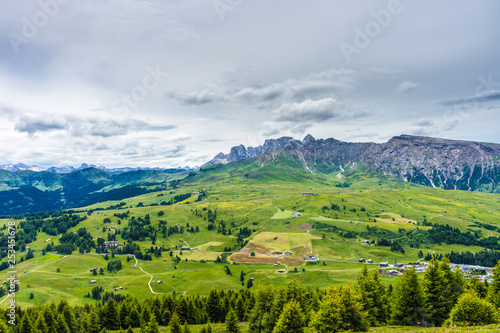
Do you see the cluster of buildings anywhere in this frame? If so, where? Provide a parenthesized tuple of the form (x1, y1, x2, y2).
(268, 250, 293, 256)
(449, 264, 493, 282)
(104, 241, 122, 249)
(355, 259, 494, 280)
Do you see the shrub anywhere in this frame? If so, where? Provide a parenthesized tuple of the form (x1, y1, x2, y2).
(449, 292, 499, 326)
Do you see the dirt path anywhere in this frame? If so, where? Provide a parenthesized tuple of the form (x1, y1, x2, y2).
(133, 256, 164, 295)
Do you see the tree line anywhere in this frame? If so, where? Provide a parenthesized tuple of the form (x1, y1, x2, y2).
(4, 258, 500, 332)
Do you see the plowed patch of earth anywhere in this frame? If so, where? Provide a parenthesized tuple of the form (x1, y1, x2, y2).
(287, 223, 312, 230)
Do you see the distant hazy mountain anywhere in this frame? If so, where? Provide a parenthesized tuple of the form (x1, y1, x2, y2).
(204, 134, 500, 193)
(0, 163, 45, 172)
(0, 167, 190, 215)
(0, 163, 194, 174)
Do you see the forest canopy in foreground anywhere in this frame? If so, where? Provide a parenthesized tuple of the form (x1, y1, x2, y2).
(3, 257, 500, 332)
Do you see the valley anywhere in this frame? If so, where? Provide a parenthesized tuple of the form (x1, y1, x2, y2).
(2, 155, 500, 311)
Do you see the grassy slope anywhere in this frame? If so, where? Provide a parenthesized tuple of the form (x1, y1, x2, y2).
(2, 155, 500, 308)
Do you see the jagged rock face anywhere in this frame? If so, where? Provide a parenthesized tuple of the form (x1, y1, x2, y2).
(204, 134, 500, 192)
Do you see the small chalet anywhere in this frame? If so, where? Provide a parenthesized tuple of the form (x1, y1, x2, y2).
(284, 251, 292, 255)
(303, 255, 319, 261)
(291, 212, 301, 218)
(302, 192, 316, 196)
(379, 262, 389, 267)
(104, 241, 121, 249)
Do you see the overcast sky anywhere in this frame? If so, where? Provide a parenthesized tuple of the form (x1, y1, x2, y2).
(1, 0, 500, 168)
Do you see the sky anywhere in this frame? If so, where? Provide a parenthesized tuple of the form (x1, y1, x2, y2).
(1, 0, 500, 168)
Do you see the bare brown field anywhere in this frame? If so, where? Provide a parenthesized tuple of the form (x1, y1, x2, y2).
(287, 223, 312, 230)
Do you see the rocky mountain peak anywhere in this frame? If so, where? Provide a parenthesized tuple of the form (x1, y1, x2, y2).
(204, 134, 500, 193)
(302, 134, 316, 144)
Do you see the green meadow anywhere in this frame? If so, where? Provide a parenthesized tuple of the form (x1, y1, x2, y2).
(2, 160, 500, 308)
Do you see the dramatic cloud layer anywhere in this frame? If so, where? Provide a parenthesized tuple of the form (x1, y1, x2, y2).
(0, 0, 499, 168)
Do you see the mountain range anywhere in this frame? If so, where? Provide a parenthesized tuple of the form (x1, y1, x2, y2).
(205, 134, 500, 193)
(0, 163, 194, 174)
(2, 133, 500, 215)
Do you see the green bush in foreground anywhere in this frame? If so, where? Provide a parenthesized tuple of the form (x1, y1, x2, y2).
(448, 292, 499, 326)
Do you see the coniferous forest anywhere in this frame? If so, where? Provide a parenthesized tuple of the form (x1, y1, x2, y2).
(3, 257, 500, 332)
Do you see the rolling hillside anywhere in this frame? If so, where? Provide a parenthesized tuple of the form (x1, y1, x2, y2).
(2, 156, 500, 308)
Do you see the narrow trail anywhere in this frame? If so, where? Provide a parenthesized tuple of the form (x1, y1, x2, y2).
(133, 256, 164, 295)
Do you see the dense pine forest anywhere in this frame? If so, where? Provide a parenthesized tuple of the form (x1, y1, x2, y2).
(3, 257, 500, 332)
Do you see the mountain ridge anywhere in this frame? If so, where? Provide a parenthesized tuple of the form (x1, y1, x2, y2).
(204, 134, 500, 193)
(0, 163, 194, 174)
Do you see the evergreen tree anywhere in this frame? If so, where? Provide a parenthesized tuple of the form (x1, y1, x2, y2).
(88, 310, 102, 333)
(42, 307, 56, 332)
(423, 257, 447, 326)
(119, 302, 129, 328)
(0, 320, 10, 333)
(19, 313, 33, 333)
(146, 313, 160, 333)
(272, 300, 304, 333)
(468, 277, 488, 299)
(308, 283, 368, 332)
(128, 306, 141, 328)
(62, 307, 79, 333)
(248, 285, 275, 333)
(206, 289, 221, 323)
(103, 298, 121, 330)
(235, 296, 245, 322)
(440, 257, 465, 313)
(168, 312, 183, 333)
(35, 311, 49, 333)
(357, 265, 389, 326)
(391, 267, 426, 326)
(55, 313, 70, 333)
(141, 304, 152, 325)
(161, 309, 171, 327)
(488, 259, 500, 308)
(225, 308, 240, 333)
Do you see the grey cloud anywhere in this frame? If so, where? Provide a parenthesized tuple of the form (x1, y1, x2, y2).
(166, 89, 220, 105)
(14, 115, 68, 135)
(272, 98, 371, 123)
(406, 117, 462, 137)
(440, 90, 500, 107)
(87, 118, 176, 137)
(166, 68, 358, 107)
(232, 84, 285, 102)
(396, 81, 419, 95)
(290, 123, 313, 135)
